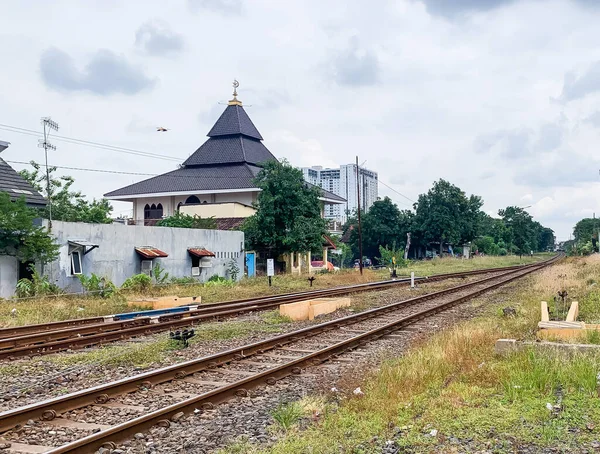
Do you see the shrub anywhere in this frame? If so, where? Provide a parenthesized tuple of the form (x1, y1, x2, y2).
(170, 276, 199, 285)
(15, 267, 61, 298)
(121, 274, 152, 292)
(77, 273, 116, 298)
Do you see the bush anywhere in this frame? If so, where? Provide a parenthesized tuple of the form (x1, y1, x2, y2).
(77, 273, 116, 298)
(121, 274, 152, 292)
(15, 267, 61, 298)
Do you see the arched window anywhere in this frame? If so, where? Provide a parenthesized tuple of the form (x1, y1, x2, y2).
(144, 203, 164, 220)
(185, 195, 201, 204)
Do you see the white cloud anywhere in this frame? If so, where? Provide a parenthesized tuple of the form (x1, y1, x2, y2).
(1, 0, 600, 239)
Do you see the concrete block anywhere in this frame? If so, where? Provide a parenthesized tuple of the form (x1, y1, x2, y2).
(279, 301, 311, 321)
(280, 297, 352, 321)
(496, 338, 600, 355)
(495, 338, 518, 355)
(308, 297, 351, 320)
(541, 301, 550, 322)
(566, 301, 579, 322)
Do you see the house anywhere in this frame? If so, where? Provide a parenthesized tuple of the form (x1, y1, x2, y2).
(44, 220, 244, 292)
(0, 141, 48, 298)
(104, 84, 345, 228)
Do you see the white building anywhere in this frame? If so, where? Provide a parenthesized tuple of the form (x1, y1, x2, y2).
(301, 164, 378, 222)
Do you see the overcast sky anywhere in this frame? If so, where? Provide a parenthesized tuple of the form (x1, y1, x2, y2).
(1, 0, 600, 239)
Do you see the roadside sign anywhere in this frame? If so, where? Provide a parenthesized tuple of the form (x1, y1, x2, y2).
(267, 259, 275, 277)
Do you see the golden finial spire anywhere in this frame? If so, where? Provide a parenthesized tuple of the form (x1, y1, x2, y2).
(228, 79, 242, 106)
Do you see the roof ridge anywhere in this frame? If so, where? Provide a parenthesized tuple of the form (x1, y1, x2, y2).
(239, 134, 247, 162)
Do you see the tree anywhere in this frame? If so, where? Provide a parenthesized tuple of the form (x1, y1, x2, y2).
(243, 160, 327, 258)
(0, 192, 58, 264)
(413, 179, 483, 254)
(498, 206, 534, 257)
(19, 161, 112, 223)
(347, 197, 413, 261)
(156, 212, 217, 229)
(573, 218, 600, 252)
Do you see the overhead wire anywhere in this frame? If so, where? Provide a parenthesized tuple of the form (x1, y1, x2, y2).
(0, 123, 182, 162)
(2, 121, 419, 207)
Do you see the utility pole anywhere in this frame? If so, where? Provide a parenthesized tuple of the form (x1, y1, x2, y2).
(356, 156, 364, 275)
(39, 117, 59, 229)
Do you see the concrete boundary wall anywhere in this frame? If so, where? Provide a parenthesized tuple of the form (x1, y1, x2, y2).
(44, 220, 244, 293)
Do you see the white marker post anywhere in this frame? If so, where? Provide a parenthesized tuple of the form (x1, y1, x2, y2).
(267, 258, 275, 287)
(411, 271, 415, 289)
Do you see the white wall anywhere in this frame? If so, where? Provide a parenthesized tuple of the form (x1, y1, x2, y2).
(45, 220, 245, 293)
(131, 191, 258, 222)
(0, 255, 18, 299)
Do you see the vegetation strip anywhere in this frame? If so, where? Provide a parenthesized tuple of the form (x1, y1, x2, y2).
(0, 262, 541, 360)
(0, 257, 557, 442)
(41, 258, 555, 453)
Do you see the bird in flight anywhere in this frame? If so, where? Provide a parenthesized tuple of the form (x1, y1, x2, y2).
(156, 127, 169, 132)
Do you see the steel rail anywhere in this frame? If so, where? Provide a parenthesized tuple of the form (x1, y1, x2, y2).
(0, 263, 542, 358)
(0, 261, 538, 341)
(43, 257, 555, 454)
(0, 256, 558, 435)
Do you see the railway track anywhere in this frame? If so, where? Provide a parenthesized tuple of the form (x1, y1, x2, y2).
(0, 256, 558, 453)
(0, 262, 544, 360)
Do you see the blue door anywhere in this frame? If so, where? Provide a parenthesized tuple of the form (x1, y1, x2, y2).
(246, 251, 256, 277)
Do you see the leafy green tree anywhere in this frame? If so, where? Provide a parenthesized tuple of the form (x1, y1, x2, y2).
(243, 160, 327, 258)
(498, 206, 534, 257)
(413, 179, 483, 254)
(19, 161, 112, 223)
(473, 235, 499, 255)
(573, 218, 600, 252)
(156, 211, 217, 229)
(347, 197, 414, 260)
(0, 192, 58, 264)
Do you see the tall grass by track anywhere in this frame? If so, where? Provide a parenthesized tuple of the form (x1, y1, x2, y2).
(219, 255, 600, 454)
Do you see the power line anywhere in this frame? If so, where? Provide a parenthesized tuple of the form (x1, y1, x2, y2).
(378, 179, 416, 205)
(0, 123, 182, 162)
(6, 160, 248, 179)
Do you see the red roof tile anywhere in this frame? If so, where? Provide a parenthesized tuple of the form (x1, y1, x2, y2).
(188, 248, 216, 258)
(134, 247, 168, 259)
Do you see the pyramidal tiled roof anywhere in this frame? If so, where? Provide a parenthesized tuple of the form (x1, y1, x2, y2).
(207, 104, 263, 140)
(105, 95, 345, 204)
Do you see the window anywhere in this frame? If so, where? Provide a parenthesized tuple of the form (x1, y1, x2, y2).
(71, 251, 82, 275)
(144, 203, 164, 220)
(191, 255, 200, 268)
(185, 195, 201, 204)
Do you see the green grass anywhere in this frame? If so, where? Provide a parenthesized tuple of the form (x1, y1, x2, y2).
(271, 402, 305, 432)
(217, 255, 600, 454)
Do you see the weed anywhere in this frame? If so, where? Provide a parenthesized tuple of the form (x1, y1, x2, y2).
(271, 401, 304, 432)
(121, 274, 152, 293)
(78, 274, 116, 298)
